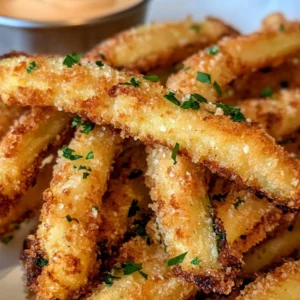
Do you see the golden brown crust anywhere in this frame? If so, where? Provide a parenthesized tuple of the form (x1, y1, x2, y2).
(25, 126, 122, 300)
(0, 107, 71, 217)
(167, 18, 300, 100)
(85, 17, 238, 73)
(146, 146, 241, 294)
(0, 56, 299, 209)
(237, 260, 300, 299)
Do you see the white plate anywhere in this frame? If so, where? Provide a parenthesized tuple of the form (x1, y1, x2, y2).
(1, 0, 300, 299)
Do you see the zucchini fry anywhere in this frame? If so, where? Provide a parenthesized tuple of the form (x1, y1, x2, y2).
(0, 101, 23, 139)
(86, 17, 238, 72)
(0, 57, 300, 209)
(98, 139, 151, 264)
(89, 236, 198, 300)
(243, 216, 300, 275)
(239, 89, 300, 139)
(23, 126, 122, 300)
(146, 146, 241, 294)
(0, 107, 70, 216)
(210, 180, 285, 254)
(167, 17, 300, 100)
(237, 260, 300, 300)
(0, 154, 55, 236)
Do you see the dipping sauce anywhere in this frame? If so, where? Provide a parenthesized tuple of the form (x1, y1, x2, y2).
(0, 0, 143, 23)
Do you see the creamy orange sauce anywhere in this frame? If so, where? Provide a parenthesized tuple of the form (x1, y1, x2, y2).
(0, 0, 143, 23)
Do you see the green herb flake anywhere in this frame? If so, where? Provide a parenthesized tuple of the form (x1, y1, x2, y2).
(172, 142, 179, 165)
(183, 66, 191, 71)
(92, 206, 99, 213)
(63, 53, 83, 68)
(213, 221, 226, 253)
(128, 169, 143, 180)
(123, 77, 140, 87)
(143, 75, 159, 82)
(206, 45, 219, 55)
(86, 151, 94, 160)
(215, 103, 246, 122)
(83, 172, 90, 179)
(80, 123, 95, 135)
(35, 257, 49, 267)
(260, 87, 273, 98)
(196, 72, 211, 84)
(167, 252, 188, 266)
(96, 61, 104, 67)
(139, 271, 148, 279)
(128, 199, 140, 218)
(164, 92, 181, 106)
(190, 93, 208, 103)
(103, 273, 121, 286)
(181, 99, 200, 110)
(66, 215, 79, 223)
(233, 198, 245, 210)
(190, 257, 201, 265)
(213, 81, 223, 96)
(27, 61, 38, 73)
(1, 235, 13, 244)
(74, 165, 92, 172)
(71, 115, 82, 127)
(61, 146, 83, 161)
(123, 261, 143, 275)
(279, 24, 285, 32)
(190, 24, 201, 33)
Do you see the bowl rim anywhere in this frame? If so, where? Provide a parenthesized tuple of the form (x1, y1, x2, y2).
(0, 0, 150, 29)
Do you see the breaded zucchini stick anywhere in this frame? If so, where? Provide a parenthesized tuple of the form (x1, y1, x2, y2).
(211, 180, 285, 254)
(146, 146, 241, 294)
(243, 216, 300, 275)
(239, 89, 300, 139)
(0, 107, 70, 216)
(25, 126, 122, 300)
(237, 260, 300, 299)
(86, 17, 238, 72)
(0, 101, 23, 139)
(89, 237, 198, 300)
(0, 154, 55, 236)
(0, 57, 300, 209)
(167, 17, 300, 99)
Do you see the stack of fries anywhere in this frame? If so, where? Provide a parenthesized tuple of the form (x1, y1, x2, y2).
(1, 12, 300, 300)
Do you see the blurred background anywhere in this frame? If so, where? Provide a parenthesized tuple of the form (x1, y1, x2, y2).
(0, 0, 298, 54)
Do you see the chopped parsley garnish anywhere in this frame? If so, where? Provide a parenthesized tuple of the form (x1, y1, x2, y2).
(190, 257, 201, 265)
(206, 45, 219, 55)
(27, 61, 38, 73)
(128, 200, 140, 218)
(128, 169, 143, 179)
(260, 87, 273, 98)
(181, 98, 200, 110)
(92, 206, 99, 213)
(213, 81, 223, 96)
(167, 252, 188, 266)
(61, 146, 83, 161)
(123, 77, 140, 87)
(86, 151, 94, 160)
(35, 257, 49, 267)
(134, 223, 151, 246)
(96, 61, 104, 67)
(196, 71, 211, 84)
(190, 24, 200, 33)
(279, 24, 285, 32)
(71, 116, 95, 135)
(172, 142, 179, 165)
(143, 75, 159, 82)
(190, 93, 208, 103)
(103, 273, 121, 286)
(63, 53, 83, 68)
(1, 235, 13, 244)
(74, 165, 92, 171)
(66, 215, 79, 223)
(233, 198, 245, 210)
(212, 193, 228, 202)
(83, 172, 90, 179)
(164, 92, 181, 106)
(139, 271, 148, 279)
(215, 103, 246, 122)
(123, 261, 142, 275)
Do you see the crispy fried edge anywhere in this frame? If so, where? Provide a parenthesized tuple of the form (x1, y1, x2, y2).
(22, 126, 122, 300)
(167, 16, 300, 100)
(85, 17, 238, 73)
